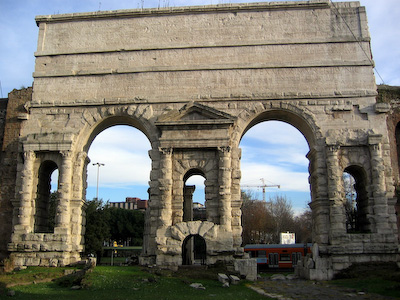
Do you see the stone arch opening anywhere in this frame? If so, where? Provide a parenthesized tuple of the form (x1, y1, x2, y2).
(34, 160, 58, 233)
(240, 109, 317, 150)
(183, 170, 206, 222)
(182, 234, 206, 266)
(85, 124, 151, 203)
(239, 113, 312, 204)
(83, 115, 154, 153)
(237, 109, 316, 246)
(343, 165, 370, 233)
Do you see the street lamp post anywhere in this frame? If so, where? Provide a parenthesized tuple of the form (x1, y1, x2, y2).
(93, 162, 105, 200)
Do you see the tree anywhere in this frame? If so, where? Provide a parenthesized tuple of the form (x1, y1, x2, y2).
(241, 191, 309, 245)
(293, 207, 312, 243)
(84, 199, 111, 259)
(241, 190, 274, 244)
(268, 195, 296, 243)
(107, 207, 145, 246)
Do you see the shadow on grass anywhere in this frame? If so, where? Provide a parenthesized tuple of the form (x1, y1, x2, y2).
(332, 262, 400, 299)
(1, 266, 268, 300)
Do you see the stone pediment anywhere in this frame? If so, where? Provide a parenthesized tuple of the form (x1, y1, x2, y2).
(156, 102, 235, 126)
(155, 102, 235, 148)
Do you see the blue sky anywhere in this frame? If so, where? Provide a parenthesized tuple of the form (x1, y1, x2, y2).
(1, 0, 399, 214)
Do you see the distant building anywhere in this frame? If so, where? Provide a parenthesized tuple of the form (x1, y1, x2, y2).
(109, 197, 148, 211)
(193, 202, 206, 221)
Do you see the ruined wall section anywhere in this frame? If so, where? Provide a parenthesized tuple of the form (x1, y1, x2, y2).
(382, 85, 400, 242)
(0, 99, 8, 149)
(0, 88, 32, 261)
(7, 1, 398, 276)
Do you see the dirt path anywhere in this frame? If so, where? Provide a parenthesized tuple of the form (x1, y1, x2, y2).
(251, 277, 396, 300)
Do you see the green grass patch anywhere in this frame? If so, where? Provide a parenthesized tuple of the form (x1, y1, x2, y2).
(332, 262, 400, 298)
(1, 266, 269, 300)
(102, 246, 142, 250)
(0, 266, 76, 287)
(333, 277, 400, 298)
(100, 257, 127, 264)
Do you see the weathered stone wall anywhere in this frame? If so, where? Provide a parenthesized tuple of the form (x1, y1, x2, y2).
(0, 99, 8, 151)
(382, 85, 400, 242)
(2, 1, 398, 279)
(0, 88, 32, 261)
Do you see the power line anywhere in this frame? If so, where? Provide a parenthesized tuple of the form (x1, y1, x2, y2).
(330, 0, 386, 85)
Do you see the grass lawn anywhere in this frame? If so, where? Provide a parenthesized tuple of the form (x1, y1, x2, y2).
(331, 263, 400, 299)
(333, 277, 400, 298)
(0, 266, 268, 300)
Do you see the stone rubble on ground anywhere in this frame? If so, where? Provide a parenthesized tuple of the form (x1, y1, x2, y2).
(190, 283, 206, 290)
(217, 273, 229, 284)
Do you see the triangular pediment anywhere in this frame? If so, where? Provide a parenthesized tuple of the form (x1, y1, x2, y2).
(156, 102, 235, 125)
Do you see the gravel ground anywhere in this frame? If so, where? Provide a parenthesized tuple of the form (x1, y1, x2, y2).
(250, 276, 396, 300)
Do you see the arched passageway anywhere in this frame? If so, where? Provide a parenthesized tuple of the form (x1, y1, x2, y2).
(86, 125, 151, 203)
(342, 167, 370, 233)
(182, 234, 206, 265)
(183, 171, 206, 222)
(239, 120, 311, 215)
(35, 160, 59, 233)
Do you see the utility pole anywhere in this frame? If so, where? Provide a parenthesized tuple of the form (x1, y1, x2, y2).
(93, 162, 105, 200)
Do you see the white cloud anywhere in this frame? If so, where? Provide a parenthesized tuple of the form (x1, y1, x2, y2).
(241, 162, 310, 192)
(87, 126, 151, 187)
(243, 121, 309, 146)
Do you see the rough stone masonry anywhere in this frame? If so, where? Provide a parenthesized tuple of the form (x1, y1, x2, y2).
(0, 1, 398, 280)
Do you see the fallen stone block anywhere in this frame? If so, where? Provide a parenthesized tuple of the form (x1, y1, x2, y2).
(218, 273, 229, 283)
(229, 275, 240, 285)
(190, 283, 206, 290)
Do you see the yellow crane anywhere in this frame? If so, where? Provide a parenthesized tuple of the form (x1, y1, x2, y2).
(241, 178, 280, 202)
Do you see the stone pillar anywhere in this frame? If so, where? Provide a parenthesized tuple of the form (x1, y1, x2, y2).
(368, 134, 389, 233)
(159, 148, 173, 227)
(218, 146, 232, 230)
(231, 147, 242, 248)
(16, 150, 36, 232)
(74, 151, 89, 200)
(56, 150, 73, 233)
(307, 148, 330, 245)
(70, 152, 89, 254)
(326, 145, 346, 237)
(183, 185, 195, 221)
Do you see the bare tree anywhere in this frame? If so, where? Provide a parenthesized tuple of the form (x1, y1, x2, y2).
(268, 195, 296, 243)
(241, 191, 273, 244)
(241, 191, 313, 245)
(293, 207, 312, 243)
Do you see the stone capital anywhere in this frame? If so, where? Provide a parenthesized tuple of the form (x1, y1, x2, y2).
(159, 147, 173, 155)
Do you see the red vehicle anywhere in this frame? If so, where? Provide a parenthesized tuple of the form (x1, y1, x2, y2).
(244, 243, 312, 268)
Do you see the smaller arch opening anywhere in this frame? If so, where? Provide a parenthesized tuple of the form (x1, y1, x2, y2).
(35, 160, 59, 233)
(182, 234, 206, 265)
(343, 166, 370, 233)
(184, 170, 206, 222)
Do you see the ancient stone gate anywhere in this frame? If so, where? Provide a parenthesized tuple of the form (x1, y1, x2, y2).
(3, 1, 399, 280)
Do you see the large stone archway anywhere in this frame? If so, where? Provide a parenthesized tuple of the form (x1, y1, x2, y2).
(2, 1, 399, 280)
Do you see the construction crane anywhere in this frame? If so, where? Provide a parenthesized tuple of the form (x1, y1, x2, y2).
(241, 178, 280, 202)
